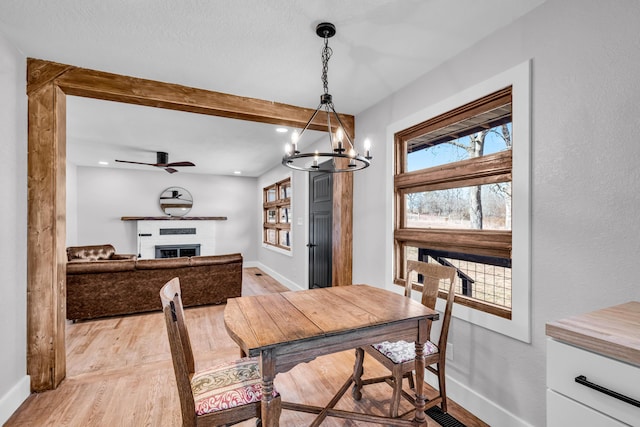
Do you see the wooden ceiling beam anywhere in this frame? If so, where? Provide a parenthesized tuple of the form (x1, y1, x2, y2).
(27, 58, 354, 134)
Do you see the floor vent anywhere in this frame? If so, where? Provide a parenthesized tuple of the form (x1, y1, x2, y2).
(425, 406, 467, 427)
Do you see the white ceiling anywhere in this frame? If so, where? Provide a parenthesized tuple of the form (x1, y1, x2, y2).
(0, 0, 545, 176)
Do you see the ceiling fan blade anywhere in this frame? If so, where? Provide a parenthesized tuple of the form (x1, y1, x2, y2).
(116, 153, 192, 172)
(115, 159, 156, 166)
(166, 161, 195, 167)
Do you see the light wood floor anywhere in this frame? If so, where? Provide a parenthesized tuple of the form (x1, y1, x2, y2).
(6, 268, 488, 426)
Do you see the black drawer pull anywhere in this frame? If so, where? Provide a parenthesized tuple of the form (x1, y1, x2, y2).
(575, 375, 640, 408)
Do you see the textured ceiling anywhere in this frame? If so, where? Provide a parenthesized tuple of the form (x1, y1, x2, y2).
(0, 0, 545, 176)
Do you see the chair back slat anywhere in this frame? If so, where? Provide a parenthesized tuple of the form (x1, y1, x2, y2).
(406, 260, 457, 348)
(406, 260, 456, 309)
(160, 277, 195, 374)
(160, 278, 197, 427)
(438, 267, 457, 352)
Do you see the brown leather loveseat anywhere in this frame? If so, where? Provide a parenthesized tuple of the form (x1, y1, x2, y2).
(66, 244, 243, 321)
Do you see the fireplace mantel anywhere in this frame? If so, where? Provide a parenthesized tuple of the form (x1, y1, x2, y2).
(121, 216, 227, 221)
(128, 218, 223, 258)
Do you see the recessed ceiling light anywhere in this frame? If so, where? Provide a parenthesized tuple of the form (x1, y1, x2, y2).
(98, 161, 109, 165)
(275, 128, 288, 133)
(233, 171, 242, 175)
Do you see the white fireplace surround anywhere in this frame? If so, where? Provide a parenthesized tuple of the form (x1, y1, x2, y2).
(136, 220, 217, 259)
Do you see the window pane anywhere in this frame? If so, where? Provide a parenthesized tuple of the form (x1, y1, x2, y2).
(406, 183, 512, 231)
(407, 122, 512, 172)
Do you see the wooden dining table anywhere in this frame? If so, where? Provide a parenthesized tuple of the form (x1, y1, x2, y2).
(223, 284, 439, 426)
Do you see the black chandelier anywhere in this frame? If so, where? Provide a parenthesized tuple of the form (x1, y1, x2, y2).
(282, 22, 372, 173)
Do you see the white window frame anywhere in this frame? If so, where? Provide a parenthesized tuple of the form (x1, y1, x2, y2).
(386, 60, 531, 342)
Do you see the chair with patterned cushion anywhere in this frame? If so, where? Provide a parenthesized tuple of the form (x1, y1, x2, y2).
(160, 277, 280, 426)
(352, 260, 457, 417)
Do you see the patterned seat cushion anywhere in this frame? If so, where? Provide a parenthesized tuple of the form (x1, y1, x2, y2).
(372, 340, 439, 364)
(191, 357, 276, 416)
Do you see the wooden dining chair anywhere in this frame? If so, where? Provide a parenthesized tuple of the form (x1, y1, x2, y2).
(160, 277, 280, 426)
(352, 260, 457, 417)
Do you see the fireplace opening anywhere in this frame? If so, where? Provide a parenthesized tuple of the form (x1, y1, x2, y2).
(155, 244, 201, 259)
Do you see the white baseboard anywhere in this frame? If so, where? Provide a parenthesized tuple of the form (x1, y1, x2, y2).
(0, 375, 30, 425)
(243, 261, 303, 291)
(425, 372, 533, 427)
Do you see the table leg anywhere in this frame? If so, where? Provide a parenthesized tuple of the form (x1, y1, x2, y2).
(352, 347, 364, 400)
(414, 340, 427, 425)
(260, 349, 279, 427)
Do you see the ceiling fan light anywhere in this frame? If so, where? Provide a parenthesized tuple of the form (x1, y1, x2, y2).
(157, 151, 169, 165)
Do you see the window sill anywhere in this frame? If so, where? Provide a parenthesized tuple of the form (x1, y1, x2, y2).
(262, 243, 293, 257)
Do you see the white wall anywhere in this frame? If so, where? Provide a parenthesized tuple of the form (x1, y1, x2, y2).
(256, 167, 307, 290)
(0, 32, 29, 424)
(66, 162, 78, 246)
(256, 137, 343, 291)
(352, 1, 640, 426)
(73, 166, 259, 261)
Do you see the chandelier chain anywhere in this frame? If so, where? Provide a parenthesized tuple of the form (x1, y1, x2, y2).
(321, 35, 332, 96)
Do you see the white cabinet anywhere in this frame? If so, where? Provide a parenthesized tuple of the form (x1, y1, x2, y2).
(546, 338, 640, 426)
(547, 389, 627, 427)
(546, 302, 640, 427)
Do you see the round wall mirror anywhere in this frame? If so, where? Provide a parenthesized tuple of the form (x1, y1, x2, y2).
(159, 187, 193, 217)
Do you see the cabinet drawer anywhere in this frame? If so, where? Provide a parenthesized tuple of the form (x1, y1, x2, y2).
(547, 338, 640, 426)
(547, 389, 626, 427)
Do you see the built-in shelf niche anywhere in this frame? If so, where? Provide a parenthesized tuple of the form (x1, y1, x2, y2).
(263, 177, 291, 251)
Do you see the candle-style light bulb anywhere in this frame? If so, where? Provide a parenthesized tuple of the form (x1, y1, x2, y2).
(335, 127, 344, 152)
(285, 143, 292, 155)
(313, 150, 319, 168)
(348, 148, 356, 167)
(291, 131, 299, 153)
(364, 138, 372, 159)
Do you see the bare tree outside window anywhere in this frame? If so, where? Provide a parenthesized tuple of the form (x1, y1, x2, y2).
(406, 122, 512, 231)
(449, 124, 512, 230)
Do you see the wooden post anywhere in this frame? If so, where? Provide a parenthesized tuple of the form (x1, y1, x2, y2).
(332, 170, 353, 286)
(27, 76, 67, 391)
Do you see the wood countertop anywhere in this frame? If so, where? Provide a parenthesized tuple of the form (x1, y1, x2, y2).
(546, 301, 640, 367)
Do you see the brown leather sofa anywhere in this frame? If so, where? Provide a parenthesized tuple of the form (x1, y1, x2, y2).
(66, 244, 243, 321)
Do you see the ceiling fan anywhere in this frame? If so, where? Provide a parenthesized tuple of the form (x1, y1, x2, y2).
(115, 151, 195, 174)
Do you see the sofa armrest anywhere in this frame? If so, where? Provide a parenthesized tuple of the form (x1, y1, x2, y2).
(189, 253, 242, 266)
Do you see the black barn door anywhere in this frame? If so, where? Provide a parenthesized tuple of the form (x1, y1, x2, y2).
(308, 170, 333, 288)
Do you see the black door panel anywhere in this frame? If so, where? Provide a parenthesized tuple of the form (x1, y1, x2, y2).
(309, 171, 332, 288)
